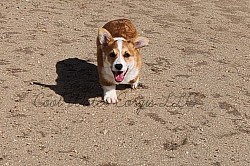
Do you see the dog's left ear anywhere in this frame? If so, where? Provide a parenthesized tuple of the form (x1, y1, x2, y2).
(134, 36, 149, 49)
(98, 28, 113, 47)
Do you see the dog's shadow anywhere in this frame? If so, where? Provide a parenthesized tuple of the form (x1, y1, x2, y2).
(34, 58, 103, 106)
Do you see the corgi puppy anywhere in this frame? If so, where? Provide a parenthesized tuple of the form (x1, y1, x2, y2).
(96, 19, 149, 103)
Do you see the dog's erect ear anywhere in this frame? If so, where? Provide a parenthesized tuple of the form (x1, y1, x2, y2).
(98, 28, 113, 47)
(134, 36, 149, 49)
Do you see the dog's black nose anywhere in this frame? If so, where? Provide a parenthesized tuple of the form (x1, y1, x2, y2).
(115, 64, 123, 70)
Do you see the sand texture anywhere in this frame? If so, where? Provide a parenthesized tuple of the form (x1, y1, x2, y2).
(0, 0, 250, 165)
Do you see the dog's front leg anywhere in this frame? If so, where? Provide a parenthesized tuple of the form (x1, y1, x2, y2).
(131, 78, 139, 89)
(103, 85, 118, 104)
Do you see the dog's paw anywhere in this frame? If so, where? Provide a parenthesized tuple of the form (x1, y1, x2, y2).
(131, 79, 139, 89)
(131, 82, 138, 89)
(104, 92, 118, 104)
(103, 85, 118, 104)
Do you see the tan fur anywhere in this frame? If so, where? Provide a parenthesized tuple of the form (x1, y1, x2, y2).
(102, 19, 138, 41)
(97, 19, 149, 103)
(97, 19, 144, 86)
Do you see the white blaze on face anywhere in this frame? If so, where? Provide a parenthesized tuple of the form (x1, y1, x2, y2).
(113, 37, 127, 71)
(114, 37, 123, 56)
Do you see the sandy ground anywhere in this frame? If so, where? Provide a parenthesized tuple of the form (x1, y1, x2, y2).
(0, 0, 250, 165)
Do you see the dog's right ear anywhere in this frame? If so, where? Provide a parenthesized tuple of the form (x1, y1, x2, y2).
(98, 28, 113, 47)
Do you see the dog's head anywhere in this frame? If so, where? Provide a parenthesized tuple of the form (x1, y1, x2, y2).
(98, 28, 149, 83)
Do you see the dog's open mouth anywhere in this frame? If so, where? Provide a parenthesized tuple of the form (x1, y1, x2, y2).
(112, 69, 128, 82)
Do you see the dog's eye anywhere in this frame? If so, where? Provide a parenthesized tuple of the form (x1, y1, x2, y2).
(109, 52, 116, 58)
(124, 52, 130, 58)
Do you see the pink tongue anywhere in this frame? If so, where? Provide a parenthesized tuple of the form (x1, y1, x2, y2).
(115, 72, 124, 82)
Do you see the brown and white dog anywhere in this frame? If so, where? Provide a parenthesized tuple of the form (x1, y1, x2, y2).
(96, 19, 149, 103)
